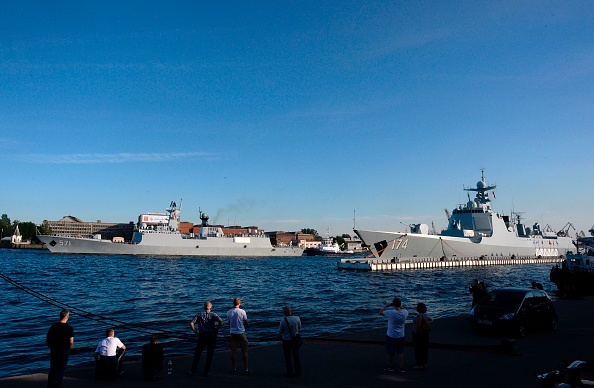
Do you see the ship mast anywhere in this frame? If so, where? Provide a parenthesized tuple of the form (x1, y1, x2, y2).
(464, 169, 496, 208)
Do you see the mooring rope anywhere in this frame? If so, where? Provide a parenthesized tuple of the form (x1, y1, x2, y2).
(0, 272, 195, 340)
(440, 238, 464, 257)
(0, 272, 290, 344)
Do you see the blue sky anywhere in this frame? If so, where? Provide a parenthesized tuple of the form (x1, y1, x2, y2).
(1, 1, 593, 237)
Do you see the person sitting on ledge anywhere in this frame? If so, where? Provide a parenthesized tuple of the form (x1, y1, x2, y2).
(94, 328, 126, 380)
(142, 335, 164, 381)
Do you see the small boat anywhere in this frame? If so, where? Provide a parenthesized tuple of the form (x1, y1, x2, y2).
(37, 201, 304, 257)
(304, 236, 354, 256)
(304, 236, 339, 256)
(550, 249, 594, 297)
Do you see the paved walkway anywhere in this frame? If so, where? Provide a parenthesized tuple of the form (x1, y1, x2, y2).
(2, 296, 591, 387)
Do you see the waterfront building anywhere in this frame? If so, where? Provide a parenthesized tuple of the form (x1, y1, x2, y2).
(45, 216, 135, 241)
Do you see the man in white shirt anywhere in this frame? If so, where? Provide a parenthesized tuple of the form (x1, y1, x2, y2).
(227, 297, 250, 374)
(379, 298, 408, 373)
(94, 328, 126, 379)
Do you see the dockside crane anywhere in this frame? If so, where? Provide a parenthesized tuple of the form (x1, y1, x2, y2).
(556, 222, 576, 237)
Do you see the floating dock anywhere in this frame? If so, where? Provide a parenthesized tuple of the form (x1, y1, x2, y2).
(337, 255, 563, 271)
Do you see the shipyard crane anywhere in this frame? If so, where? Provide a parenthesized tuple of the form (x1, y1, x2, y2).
(444, 208, 451, 222)
(556, 222, 576, 237)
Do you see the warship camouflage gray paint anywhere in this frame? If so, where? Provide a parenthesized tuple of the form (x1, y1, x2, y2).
(37, 202, 304, 257)
(355, 171, 574, 261)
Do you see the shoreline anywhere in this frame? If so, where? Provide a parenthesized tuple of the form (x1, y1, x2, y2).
(2, 295, 591, 387)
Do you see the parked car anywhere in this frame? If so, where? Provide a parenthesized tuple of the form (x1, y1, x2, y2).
(469, 287, 558, 337)
(538, 360, 594, 387)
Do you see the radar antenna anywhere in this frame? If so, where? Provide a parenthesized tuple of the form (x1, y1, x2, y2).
(463, 169, 496, 206)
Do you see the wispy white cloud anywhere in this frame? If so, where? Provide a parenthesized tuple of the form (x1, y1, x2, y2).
(21, 152, 218, 164)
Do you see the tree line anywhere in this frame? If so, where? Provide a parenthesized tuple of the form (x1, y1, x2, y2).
(0, 214, 52, 242)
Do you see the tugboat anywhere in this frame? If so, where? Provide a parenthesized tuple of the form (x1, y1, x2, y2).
(304, 236, 340, 256)
(304, 230, 355, 256)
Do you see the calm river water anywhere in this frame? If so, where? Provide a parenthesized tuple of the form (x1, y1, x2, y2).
(0, 248, 556, 377)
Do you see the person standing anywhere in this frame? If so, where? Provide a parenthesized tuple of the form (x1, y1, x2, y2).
(379, 298, 408, 373)
(189, 301, 223, 377)
(227, 297, 250, 375)
(141, 336, 164, 381)
(469, 279, 486, 307)
(412, 302, 432, 370)
(46, 309, 74, 388)
(94, 328, 126, 380)
(278, 305, 302, 377)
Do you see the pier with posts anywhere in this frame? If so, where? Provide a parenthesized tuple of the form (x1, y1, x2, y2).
(337, 255, 563, 271)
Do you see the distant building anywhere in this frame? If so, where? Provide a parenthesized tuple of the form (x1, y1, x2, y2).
(11, 224, 22, 244)
(0, 224, 33, 249)
(45, 216, 135, 241)
(344, 238, 363, 252)
(266, 231, 318, 247)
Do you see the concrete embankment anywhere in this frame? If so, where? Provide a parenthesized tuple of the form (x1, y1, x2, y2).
(2, 296, 592, 387)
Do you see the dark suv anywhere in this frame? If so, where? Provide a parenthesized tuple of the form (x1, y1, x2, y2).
(469, 288, 558, 337)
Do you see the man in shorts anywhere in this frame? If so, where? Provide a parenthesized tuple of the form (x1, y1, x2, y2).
(227, 297, 250, 375)
(379, 297, 408, 372)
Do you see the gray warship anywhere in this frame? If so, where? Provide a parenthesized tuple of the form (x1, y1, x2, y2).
(37, 201, 304, 257)
(354, 171, 574, 260)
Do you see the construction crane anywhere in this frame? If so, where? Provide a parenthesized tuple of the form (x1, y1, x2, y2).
(556, 222, 576, 237)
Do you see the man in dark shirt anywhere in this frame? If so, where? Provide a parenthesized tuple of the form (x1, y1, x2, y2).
(142, 336, 164, 381)
(188, 301, 223, 377)
(46, 309, 74, 388)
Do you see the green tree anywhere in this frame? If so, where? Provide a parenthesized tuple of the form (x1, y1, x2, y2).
(0, 214, 11, 238)
(39, 220, 53, 235)
(335, 235, 345, 247)
(300, 228, 319, 237)
(17, 222, 38, 241)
